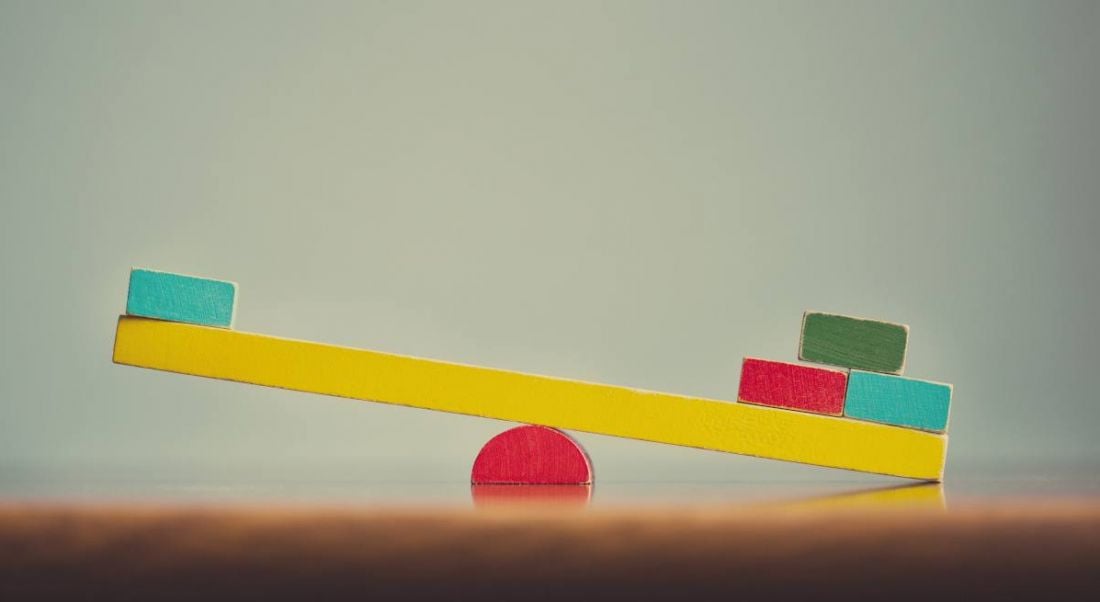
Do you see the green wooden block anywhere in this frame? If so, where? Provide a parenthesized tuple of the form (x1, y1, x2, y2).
(798, 312, 909, 374)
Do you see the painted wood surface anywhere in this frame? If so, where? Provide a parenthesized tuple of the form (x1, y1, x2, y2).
(737, 357, 847, 415)
(799, 312, 909, 374)
(471, 425, 592, 484)
(845, 370, 952, 432)
(126, 268, 237, 328)
(112, 316, 947, 480)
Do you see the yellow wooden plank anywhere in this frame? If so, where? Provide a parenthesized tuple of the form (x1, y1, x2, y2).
(112, 316, 947, 481)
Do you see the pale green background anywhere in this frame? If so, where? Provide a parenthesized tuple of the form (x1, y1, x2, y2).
(2, 0, 1098, 488)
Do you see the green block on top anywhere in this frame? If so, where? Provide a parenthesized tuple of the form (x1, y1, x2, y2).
(126, 268, 237, 328)
(799, 312, 908, 374)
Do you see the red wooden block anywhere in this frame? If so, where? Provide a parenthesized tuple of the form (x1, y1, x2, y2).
(471, 425, 593, 485)
(737, 357, 847, 416)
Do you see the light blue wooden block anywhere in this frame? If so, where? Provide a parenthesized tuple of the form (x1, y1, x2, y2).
(844, 370, 952, 432)
(126, 268, 237, 328)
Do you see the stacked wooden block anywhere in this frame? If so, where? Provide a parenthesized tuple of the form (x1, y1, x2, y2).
(125, 268, 239, 329)
(738, 312, 952, 433)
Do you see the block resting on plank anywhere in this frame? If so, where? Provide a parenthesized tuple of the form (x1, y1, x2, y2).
(845, 370, 952, 433)
(799, 311, 908, 375)
(472, 425, 593, 484)
(126, 268, 238, 328)
(737, 357, 847, 416)
(112, 316, 947, 481)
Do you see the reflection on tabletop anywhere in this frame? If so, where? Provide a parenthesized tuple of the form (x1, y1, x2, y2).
(469, 481, 943, 510)
(471, 483, 594, 507)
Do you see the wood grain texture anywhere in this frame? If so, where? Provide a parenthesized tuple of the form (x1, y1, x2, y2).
(845, 370, 952, 432)
(471, 425, 593, 484)
(126, 268, 237, 328)
(799, 311, 909, 374)
(112, 316, 947, 480)
(737, 357, 847, 415)
(2, 502, 1098, 601)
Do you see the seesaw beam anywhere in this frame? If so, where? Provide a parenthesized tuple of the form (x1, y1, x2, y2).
(112, 316, 946, 481)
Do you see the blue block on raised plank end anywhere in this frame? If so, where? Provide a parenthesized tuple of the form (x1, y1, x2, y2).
(126, 268, 237, 328)
(844, 370, 952, 433)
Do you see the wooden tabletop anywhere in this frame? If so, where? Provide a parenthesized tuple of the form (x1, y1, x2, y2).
(3, 482, 1098, 600)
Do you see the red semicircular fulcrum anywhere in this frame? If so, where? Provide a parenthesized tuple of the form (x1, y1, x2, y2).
(471, 425, 593, 485)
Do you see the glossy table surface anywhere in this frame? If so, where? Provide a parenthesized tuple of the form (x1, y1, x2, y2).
(2, 465, 1098, 600)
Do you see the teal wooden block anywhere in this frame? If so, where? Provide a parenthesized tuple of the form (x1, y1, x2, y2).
(126, 268, 237, 328)
(844, 370, 952, 432)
